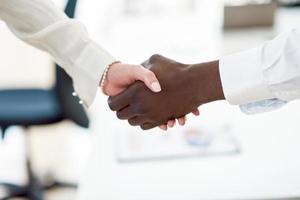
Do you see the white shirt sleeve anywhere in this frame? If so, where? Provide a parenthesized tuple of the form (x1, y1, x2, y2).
(220, 28, 300, 113)
(0, 0, 116, 106)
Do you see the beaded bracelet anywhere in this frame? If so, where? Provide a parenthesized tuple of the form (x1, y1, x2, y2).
(100, 61, 120, 95)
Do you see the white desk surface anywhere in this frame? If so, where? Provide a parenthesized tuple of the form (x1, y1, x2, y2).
(78, 4, 300, 200)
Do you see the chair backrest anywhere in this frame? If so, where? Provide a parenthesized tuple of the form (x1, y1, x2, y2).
(54, 0, 89, 128)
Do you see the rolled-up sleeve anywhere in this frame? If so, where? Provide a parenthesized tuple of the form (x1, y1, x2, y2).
(0, 0, 116, 106)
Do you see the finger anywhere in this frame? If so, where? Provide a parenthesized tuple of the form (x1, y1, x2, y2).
(107, 85, 136, 111)
(167, 120, 176, 128)
(178, 117, 187, 126)
(116, 106, 136, 120)
(128, 116, 145, 126)
(159, 124, 168, 131)
(134, 66, 161, 93)
(192, 109, 200, 116)
(141, 123, 157, 130)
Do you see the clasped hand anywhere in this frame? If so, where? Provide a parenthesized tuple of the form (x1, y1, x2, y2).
(105, 55, 224, 130)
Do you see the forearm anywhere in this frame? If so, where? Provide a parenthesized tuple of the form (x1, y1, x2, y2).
(0, 0, 67, 32)
(0, 0, 116, 106)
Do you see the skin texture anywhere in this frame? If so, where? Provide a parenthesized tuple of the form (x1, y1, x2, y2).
(103, 62, 191, 129)
(103, 63, 161, 96)
(108, 54, 225, 130)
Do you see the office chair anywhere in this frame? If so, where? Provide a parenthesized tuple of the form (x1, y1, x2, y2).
(0, 0, 89, 199)
(278, 0, 300, 6)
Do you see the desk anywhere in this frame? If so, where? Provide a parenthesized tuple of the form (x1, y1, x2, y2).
(78, 4, 300, 200)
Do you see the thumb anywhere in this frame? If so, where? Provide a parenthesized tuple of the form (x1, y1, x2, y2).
(134, 66, 162, 93)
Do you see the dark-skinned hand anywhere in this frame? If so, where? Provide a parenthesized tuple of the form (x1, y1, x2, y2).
(108, 54, 225, 130)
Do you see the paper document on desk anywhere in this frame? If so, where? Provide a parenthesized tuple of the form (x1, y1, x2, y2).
(115, 122, 241, 162)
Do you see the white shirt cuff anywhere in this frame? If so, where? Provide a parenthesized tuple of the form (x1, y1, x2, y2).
(72, 42, 116, 106)
(219, 46, 275, 105)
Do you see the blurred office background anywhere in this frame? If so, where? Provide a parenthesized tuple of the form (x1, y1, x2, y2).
(0, 0, 300, 199)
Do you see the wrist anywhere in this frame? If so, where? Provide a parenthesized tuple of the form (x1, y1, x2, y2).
(187, 60, 225, 106)
(100, 61, 120, 95)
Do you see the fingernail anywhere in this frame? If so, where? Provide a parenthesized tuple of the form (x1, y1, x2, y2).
(151, 82, 162, 92)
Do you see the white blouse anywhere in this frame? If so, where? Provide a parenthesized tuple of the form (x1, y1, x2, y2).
(0, 0, 116, 106)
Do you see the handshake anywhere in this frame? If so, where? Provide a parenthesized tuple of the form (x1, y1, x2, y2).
(103, 55, 225, 131)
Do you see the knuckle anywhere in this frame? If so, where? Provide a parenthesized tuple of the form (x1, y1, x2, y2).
(141, 125, 149, 130)
(128, 119, 138, 126)
(107, 98, 115, 111)
(116, 112, 123, 119)
(138, 67, 154, 79)
(146, 71, 156, 79)
(141, 123, 155, 130)
(149, 54, 162, 63)
(128, 120, 135, 126)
